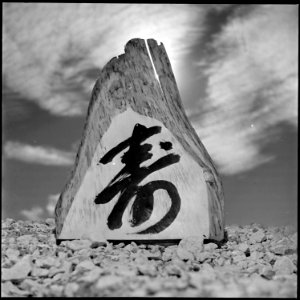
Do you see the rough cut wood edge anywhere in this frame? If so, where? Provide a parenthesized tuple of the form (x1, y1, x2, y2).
(55, 38, 225, 241)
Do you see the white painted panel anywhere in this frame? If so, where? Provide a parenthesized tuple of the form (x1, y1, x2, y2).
(60, 108, 209, 240)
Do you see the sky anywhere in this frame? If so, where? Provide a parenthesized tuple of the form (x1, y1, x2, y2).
(2, 3, 298, 227)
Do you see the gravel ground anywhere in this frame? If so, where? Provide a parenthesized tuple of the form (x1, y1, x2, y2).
(1, 218, 297, 297)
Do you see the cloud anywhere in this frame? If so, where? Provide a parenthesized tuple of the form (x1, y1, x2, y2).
(20, 207, 44, 221)
(46, 194, 60, 216)
(19, 193, 59, 221)
(4, 141, 75, 166)
(3, 3, 204, 116)
(193, 5, 298, 175)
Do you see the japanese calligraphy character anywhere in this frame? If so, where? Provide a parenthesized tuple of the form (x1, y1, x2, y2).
(95, 123, 181, 234)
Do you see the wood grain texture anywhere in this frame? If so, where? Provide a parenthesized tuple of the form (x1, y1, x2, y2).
(55, 38, 225, 241)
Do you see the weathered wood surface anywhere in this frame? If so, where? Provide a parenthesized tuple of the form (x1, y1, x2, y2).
(55, 38, 224, 242)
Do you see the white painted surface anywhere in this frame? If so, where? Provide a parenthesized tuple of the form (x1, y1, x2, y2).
(60, 108, 209, 240)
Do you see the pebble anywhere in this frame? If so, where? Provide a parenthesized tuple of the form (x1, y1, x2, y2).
(2, 255, 32, 281)
(1, 219, 297, 297)
(5, 248, 20, 262)
(249, 230, 266, 244)
(96, 275, 123, 290)
(273, 256, 295, 275)
(176, 247, 194, 261)
(138, 263, 157, 276)
(75, 260, 97, 272)
(35, 256, 60, 268)
(64, 282, 79, 297)
(1, 281, 30, 296)
(79, 268, 104, 283)
(195, 251, 211, 263)
(90, 241, 107, 248)
(178, 235, 204, 252)
(62, 239, 92, 251)
(17, 234, 38, 247)
(31, 267, 50, 277)
(45, 218, 55, 227)
(260, 265, 275, 280)
(49, 284, 64, 297)
(203, 242, 218, 251)
(238, 243, 249, 252)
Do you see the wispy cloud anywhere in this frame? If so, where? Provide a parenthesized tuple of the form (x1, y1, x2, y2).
(46, 194, 60, 216)
(193, 5, 298, 175)
(19, 193, 60, 221)
(20, 207, 44, 221)
(3, 3, 204, 116)
(4, 141, 74, 166)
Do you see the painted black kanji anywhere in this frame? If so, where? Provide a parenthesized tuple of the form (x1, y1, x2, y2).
(95, 123, 181, 234)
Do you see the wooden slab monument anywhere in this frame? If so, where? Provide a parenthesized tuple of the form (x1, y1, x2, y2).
(55, 38, 225, 243)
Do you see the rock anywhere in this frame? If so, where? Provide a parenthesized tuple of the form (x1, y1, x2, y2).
(232, 254, 245, 263)
(105, 242, 113, 252)
(260, 265, 275, 280)
(63, 239, 92, 251)
(236, 260, 248, 269)
(263, 251, 277, 264)
(96, 275, 123, 290)
(45, 218, 55, 227)
(270, 244, 286, 255)
(195, 251, 211, 263)
(238, 243, 249, 253)
(270, 237, 296, 255)
(145, 279, 162, 294)
(90, 241, 107, 248)
(75, 260, 96, 271)
(249, 230, 266, 244)
(16, 234, 38, 245)
(114, 242, 125, 249)
(124, 243, 138, 253)
(162, 246, 177, 261)
(35, 256, 60, 268)
(138, 263, 158, 276)
(176, 247, 194, 261)
(2, 255, 32, 281)
(5, 248, 20, 262)
(273, 257, 295, 275)
(2, 218, 14, 228)
(146, 250, 162, 261)
(164, 263, 182, 276)
(52, 273, 64, 282)
(290, 232, 297, 244)
(203, 242, 218, 251)
(79, 268, 104, 283)
(1, 281, 30, 297)
(244, 276, 278, 297)
(250, 251, 264, 260)
(188, 271, 205, 288)
(211, 279, 244, 297)
(31, 267, 50, 277)
(20, 279, 43, 295)
(177, 235, 204, 259)
(216, 257, 225, 266)
(115, 267, 137, 277)
(134, 254, 148, 265)
(200, 262, 217, 280)
(49, 285, 64, 297)
(57, 251, 68, 259)
(55, 38, 225, 243)
(48, 266, 63, 278)
(64, 282, 79, 297)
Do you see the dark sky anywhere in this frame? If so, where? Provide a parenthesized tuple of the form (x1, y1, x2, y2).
(2, 4, 298, 227)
